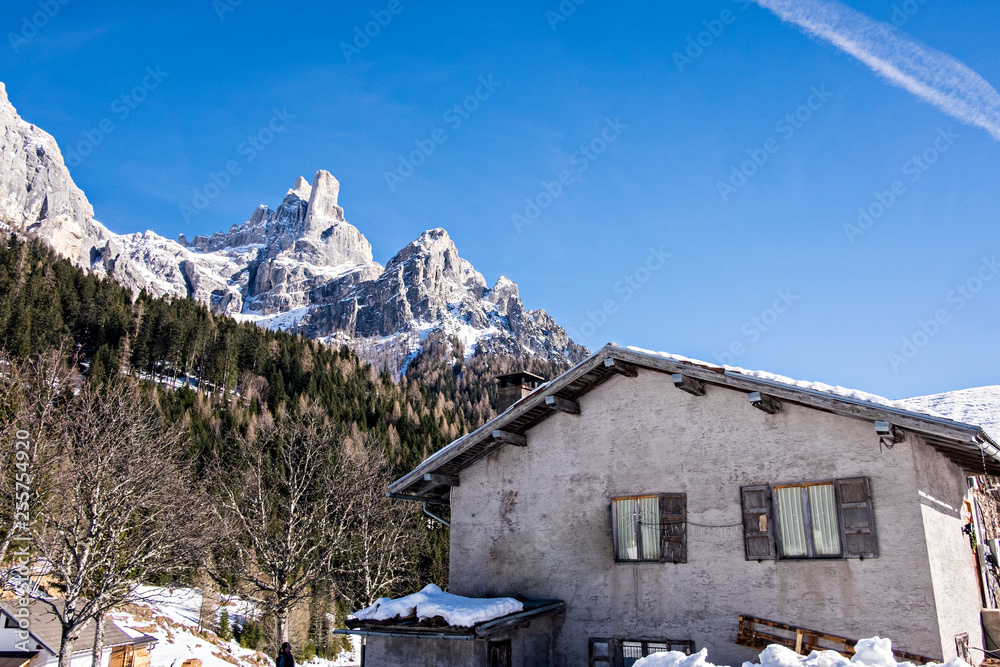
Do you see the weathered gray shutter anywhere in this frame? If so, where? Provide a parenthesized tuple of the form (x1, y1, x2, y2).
(589, 638, 617, 667)
(741, 485, 776, 560)
(659, 493, 687, 563)
(837, 477, 878, 559)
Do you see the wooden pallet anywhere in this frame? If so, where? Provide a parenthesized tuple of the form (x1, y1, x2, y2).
(737, 615, 937, 665)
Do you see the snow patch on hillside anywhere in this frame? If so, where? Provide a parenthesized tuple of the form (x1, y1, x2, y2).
(111, 587, 359, 667)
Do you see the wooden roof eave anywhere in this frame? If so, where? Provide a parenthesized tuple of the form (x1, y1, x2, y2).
(388, 345, 1000, 496)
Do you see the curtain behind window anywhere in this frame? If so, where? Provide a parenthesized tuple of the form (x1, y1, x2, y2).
(775, 487, 808, 556)
(809, 484, 841, 555)
(615, 497, 660, 560)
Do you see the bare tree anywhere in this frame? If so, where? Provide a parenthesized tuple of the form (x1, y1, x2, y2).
(0, 349, 77, 576)
(212, 402, 354, 646)
(27, 377, 212, 667)
(334, 440, 424, 610)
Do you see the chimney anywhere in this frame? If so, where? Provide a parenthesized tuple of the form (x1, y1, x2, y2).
(496, 371, 545, 413)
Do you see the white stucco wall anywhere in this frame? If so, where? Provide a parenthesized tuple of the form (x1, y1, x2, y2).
(910, 438, 985, 660)
(449, 369, 981, 667)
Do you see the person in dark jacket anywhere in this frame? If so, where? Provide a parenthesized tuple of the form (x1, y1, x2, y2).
(276, 642, 294, 667)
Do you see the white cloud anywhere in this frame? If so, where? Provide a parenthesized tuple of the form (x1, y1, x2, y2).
(752, 0, 1000, 141)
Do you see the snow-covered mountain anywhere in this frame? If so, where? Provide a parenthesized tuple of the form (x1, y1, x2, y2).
(0, 81, 587, 371)
(904, 386, 1000, 440)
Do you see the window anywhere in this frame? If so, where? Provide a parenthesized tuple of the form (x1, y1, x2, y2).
(611, 493, 686, 563)
(589, 638, 695, 667)
(741, 478, 878, 560)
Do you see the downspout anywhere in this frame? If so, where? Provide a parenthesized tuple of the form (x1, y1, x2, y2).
(423, 502, 450, 528)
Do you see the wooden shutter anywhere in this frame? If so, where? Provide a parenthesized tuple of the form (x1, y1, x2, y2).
(659, 493, 687, 563)
(836, 477, 878, 558)
(741, 485, 776, 560)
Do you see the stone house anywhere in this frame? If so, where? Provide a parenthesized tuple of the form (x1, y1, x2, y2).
(379, 344, 1000, 667)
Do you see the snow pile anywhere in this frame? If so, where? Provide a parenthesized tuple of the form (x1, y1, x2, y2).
(632, 637, 969, 667)
(350, 584, 523, 627)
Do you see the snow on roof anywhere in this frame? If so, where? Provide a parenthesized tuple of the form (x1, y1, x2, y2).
(350, 584, 523, 628)
(626, 346, 998, 440)
(632, 637, 968, 667)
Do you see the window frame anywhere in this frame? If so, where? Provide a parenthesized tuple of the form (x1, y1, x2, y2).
(611, 494, 661, 563)
(590, 637, 695, 667)
(740, 476, 878, 561)
(610, 493, 687, 564)
(771, 480, 844, 560)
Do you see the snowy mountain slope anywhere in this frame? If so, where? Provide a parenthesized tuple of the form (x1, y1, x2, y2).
(904, 386, 1000, 439)
(111, 586, 359, 667)
(0, 81, 587, 371)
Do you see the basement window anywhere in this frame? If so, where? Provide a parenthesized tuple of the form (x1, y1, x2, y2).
(611, 493, 686, 563)
(590, 638, 695, 667)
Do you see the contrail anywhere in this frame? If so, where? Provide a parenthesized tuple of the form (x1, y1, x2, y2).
(752, 0, 1000, 141)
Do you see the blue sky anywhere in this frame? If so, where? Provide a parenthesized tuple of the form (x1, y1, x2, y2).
(2, 0, 998, 399)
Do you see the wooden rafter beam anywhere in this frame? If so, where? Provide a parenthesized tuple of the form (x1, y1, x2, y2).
(604, 357, 638, 377)
(672, 373, 705, 396)
(748, 391, 780, 414)
(545, 395, 580, 414)
(492, 430, 528, 447)
(423, 473, 460, 487)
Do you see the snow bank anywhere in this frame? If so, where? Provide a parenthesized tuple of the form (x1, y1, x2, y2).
(632, 637, 970, 667)
(350, 584, 523, 627)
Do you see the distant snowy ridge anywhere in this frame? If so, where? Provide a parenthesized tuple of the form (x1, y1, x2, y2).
(903, 386, 1000, 439)
(0, 81, 587, 373)
(628, 346, 1000, 441)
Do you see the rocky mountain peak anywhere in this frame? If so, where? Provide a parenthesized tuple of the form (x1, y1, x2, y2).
(287, 176, 312, 201)
(304, 170, 343, 232)
(0, 84, 110, 265)
(0, 80, 587, 373)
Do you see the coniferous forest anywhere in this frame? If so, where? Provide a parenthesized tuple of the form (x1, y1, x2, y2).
(0, 233, 573, 661)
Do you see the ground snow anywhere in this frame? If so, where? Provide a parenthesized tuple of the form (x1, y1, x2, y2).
(350, 584, 523, 627)
(633, 638, 970, 667)
(110, 586, 359, 667)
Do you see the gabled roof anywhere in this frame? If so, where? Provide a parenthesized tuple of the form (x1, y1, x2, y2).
(389, 344, 1000, 502)
(0, 600, 152, 656)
